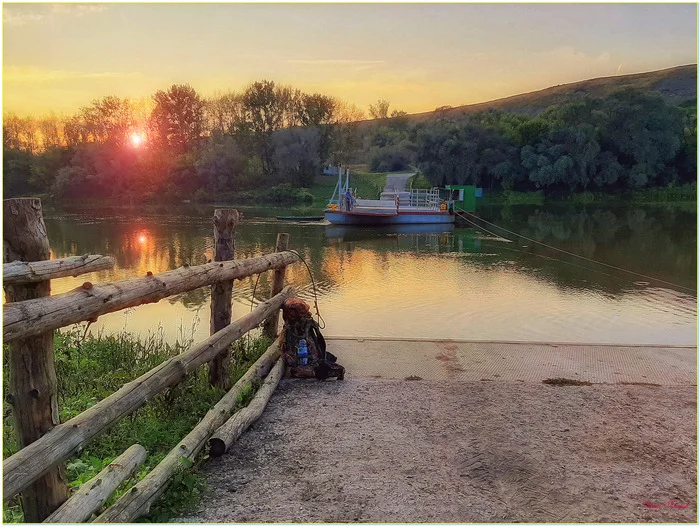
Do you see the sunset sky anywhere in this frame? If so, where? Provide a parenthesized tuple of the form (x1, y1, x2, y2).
(2, 2, 697, 117)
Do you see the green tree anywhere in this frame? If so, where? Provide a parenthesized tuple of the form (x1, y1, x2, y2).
(240, 80, 289, 175)
(150, 85, 205, 153)
(369, 99, 390, 120)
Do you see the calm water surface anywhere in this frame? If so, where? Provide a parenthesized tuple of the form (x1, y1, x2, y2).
(41, 202, 697, 346)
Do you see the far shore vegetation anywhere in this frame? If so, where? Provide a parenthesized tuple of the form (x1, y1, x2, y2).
(3, 74, 696, 209)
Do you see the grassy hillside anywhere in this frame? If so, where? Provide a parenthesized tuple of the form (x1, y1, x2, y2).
(366, 64, 696, 124)
(307, 171, 387, 207)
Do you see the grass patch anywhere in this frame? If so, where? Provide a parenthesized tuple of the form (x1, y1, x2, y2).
(230, 183, 314, 206)
(408, 173, 432, 190)
(542, 378, 592, 386)
(619, 381, 661, 387)
(3, 327, 272, 523)
(503, 190, 545, 205)
(631, 183, 697, 203)
(307, 171, 386, 209)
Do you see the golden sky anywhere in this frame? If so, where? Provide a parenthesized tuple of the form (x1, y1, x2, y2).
(2, 3, 697, 116)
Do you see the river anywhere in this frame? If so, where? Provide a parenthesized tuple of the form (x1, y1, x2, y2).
(40, 202, 696, 346)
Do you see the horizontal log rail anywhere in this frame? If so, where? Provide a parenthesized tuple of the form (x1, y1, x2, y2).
(209, 358, 285, 457)
(3, 286, 294, 502)
(3, 254, 115, 285)
(43, 444, 146, 523)
(4, 251, 299, 343)
(95, 344, 283, 522)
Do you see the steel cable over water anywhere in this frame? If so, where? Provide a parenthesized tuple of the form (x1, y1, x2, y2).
(248, 250, 326, 329)
(454, 209, 696, 294)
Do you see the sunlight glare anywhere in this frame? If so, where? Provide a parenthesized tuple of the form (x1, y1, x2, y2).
(130, 133, 144, 148)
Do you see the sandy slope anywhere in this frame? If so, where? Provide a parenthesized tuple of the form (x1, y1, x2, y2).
(179, 378, 696, 523)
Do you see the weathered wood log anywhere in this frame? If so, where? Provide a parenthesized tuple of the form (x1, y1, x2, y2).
(209, 358, 285, 457)
(3, 286, 293, 502)
(209, 209, 239, 389)
(4, 251, 299, 343)
(3, 198, 68, 521)
(3, 254, 115, 285)
(262, 233, 290, 339)
(93, 342, 283, 523)
(44, 444, 146, 523)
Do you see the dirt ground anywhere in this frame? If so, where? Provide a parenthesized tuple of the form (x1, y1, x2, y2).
(180, 377, 696, 523)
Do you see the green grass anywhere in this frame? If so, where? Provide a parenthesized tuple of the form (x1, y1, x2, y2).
(308, 171, 386, 208)
(3, 327, 272, 523)
(501, 190, 545, 205)
(408, 173, 432, 190)
(631, 183, 697, 203)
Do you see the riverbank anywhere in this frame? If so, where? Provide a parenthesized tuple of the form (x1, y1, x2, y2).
(180, 340, 696, 523)
(180, 379, 696, 523)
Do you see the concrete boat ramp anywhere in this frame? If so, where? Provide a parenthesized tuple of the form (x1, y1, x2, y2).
(180, 340, 697, 523)
(327, 337, 697, 385)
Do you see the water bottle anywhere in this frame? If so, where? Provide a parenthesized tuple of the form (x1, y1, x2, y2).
(297, 339, 309, 366)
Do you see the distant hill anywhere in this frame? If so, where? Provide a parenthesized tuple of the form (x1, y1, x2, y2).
(386, 64, 697, 123)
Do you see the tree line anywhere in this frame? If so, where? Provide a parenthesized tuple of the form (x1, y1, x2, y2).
(368, 90, 696, 195)
(3, 81, 366, 202)
(4, 82, 697, 203)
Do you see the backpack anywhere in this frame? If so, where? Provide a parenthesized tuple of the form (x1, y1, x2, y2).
(279, 298, 345, 381)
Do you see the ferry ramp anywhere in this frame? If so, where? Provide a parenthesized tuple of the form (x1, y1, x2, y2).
(179, 339, 696, 523)
(383, 172, 415, 193)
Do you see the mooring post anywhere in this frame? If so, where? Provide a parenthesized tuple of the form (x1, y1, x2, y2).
(209, 209, 239, 389)
(263, 233, 290, 339)
(2, 198, 68, 521)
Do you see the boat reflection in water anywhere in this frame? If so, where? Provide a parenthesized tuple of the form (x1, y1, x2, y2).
(324, 223, 483, 254)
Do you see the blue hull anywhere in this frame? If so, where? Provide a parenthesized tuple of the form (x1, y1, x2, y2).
(324, 210, 455, 225)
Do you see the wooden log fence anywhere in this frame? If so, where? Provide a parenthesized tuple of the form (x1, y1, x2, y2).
(3, 286, 293, 502)
(43, 444, 147, 523)
(263, 233, 290, 338)
(94, 343, 283, 522)
(208, 357, 286, 457)
(3, 250, 298, 343)
(209, 209, 239, 389)
(4, 254, 115, 285)
(3, 200, 301, 522)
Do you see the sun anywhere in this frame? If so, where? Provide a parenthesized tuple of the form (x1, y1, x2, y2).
(130, 133, 144, 148)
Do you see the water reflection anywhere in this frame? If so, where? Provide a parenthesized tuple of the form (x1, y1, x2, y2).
(37, 202, 696, 345)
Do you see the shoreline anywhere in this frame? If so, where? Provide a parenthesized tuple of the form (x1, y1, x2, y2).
(181, 378, 697, 523)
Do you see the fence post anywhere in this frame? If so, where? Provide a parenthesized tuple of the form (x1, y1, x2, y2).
(2, 198, 68, 521)
(263, 233, 290, 339)
(209, 209, 239, 389)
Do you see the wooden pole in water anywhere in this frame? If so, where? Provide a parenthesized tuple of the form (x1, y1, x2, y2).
(262, 233, 289, 339)
(209, 209, 239, 389)
(3, 198, 68, 522)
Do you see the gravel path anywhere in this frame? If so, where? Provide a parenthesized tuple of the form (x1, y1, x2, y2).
(383, 173, 415, 193)
(179, 377, 696, 523)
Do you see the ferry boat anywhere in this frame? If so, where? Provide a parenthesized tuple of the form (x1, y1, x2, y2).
(324, 169, 456, 225)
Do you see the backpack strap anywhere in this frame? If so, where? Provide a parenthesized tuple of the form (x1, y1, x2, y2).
(308, 319, 327, 360)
